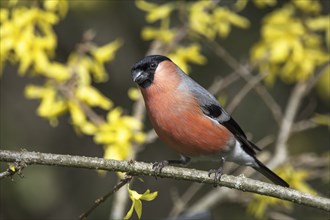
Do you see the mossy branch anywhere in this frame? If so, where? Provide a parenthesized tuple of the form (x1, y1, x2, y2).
(0, 149, 329, 212)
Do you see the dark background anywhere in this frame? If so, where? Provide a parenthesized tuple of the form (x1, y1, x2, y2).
(1, 1, 329, 219)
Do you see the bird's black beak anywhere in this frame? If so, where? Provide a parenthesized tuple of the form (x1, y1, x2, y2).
(132, 70, 148, 85)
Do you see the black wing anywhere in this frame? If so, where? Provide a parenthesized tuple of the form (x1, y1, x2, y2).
(202, 104, 261, 156)
(178, 68, 261, 155)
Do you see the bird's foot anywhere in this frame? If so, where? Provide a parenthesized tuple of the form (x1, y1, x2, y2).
(152, 160, 169, 179)
(208, 167, 223, 186)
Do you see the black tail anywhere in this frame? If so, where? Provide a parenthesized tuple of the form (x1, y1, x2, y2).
(253, 159, 289, 187)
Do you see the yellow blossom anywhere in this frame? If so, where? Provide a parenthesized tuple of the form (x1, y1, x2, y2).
(234, 0, 249, 12)
(128, 87, 141, 101)
(213, 7, 250, 38)
(312, 114, 330, 128)
(25, 84, 50, 99)
(253, 0, 277, 8)
(25, 84, 67, 122)
(103, 143, 131, 161)
(306, 16, 330, 48)
(135, 0, 157, 11)
(43, 62, 70, 82)
(292, 0, 321, 14)
(68, 54, 92, 85)
(0, 8, 9, 22)
(68, 101, 87, 127)
(36, 87, 67, 121)
(9, 164, 16, 172)
(75, 86, 113, 110)
(124, 187, 158, 219)
(44, 0, 69, 18)
(89, 62, 108, 83)
(315, 66, 330, 102)
(95, 108, 145, 160)
(80, 122, 97, 135)
(248, 164, 316, 219)
(0, 6, 61, 76)
(136, 0, 174, 23)
(92, 39, 123, 64)
(251, 3, 329, 84)
(189, 1, 215, 40)
(168, 44, 207, 73)
(141, 26, 175, 43)
(146, 4, 174, 23)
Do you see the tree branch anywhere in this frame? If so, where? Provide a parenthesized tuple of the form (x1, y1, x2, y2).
(79, 175, 133, 220)
(0, 149, 329, 212)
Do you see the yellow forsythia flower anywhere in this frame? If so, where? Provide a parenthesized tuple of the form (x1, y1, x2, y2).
(128, 87, 141, 101)
(75, 86, 113, 110)
(168, 44, 207, 73)
(248, 164, 316, 219)
(251, 2, 329, 84)
(124, 187, 158, 219)
(253, 0, 277, 8)
(136, 0, 174, 23)
(95, 108, 145, 161)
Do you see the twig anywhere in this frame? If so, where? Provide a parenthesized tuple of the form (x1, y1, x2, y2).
(208, 40, 283, 123)
(0, 160, 26, 179)
(267, 63, 329, 169)
(267, 82, 309, 168)
(186, 187, 234, 215)
(56, 30, 106, 126)
(169, 182, 203, 218)
(226, 73, 265, 113)
(0, 149, 329, 212)
(79, 175, 132, 220)
(292, 120, 318, 133)
(207, 71, 240, 96)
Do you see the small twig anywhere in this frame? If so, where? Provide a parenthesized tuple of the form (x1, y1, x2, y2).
(79, 175, 132, 220)
(169, 182, 203, 218)
(207, 40, 283, 123)
(56, 30, 106, 126)
(207, 71, 240, 96)
(226, 73, 265, 113)
(186, 187, 234, 215)
(292, 120, 318, 133)
(268, 63, 328, 169)
(0, 160, 26, 179)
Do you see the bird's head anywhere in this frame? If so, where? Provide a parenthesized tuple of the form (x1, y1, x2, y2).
(131, 55, 171, 88)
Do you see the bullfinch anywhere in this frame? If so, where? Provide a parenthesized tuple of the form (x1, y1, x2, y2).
(131, 55, 289, 187)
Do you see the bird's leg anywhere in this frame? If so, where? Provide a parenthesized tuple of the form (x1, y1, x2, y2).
(152, 155, 191, 178)
(208, 157, 226, 184)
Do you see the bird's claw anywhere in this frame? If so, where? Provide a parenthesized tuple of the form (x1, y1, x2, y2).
(208, 168, 223, 186)
(152, 160, 169, 179)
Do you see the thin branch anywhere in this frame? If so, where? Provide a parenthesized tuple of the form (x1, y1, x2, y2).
(208, 71, 240, 96)
(0, 149, 329, 212)
(226, 73, 265, 113)
(292, 120, 318, 133)
(79, 175, 132, 220)
(0, 160, 26, 179)
(186, 187, 233, 215)
(208, 40, 283, 123)
(169, 182, 203, 218)
(268, 63, 329, 169)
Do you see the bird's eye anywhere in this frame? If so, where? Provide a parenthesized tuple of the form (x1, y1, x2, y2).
(150, 62, 157, 69)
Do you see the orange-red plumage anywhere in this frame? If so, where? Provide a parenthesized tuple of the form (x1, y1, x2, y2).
(131, 55, 289, 187)
(140, 61, 232, 156)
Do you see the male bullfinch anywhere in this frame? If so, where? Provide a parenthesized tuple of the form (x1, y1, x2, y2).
(131, 55, 289, 187)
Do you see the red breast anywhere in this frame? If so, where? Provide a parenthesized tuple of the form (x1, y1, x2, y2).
(141, 61, 233, 156)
